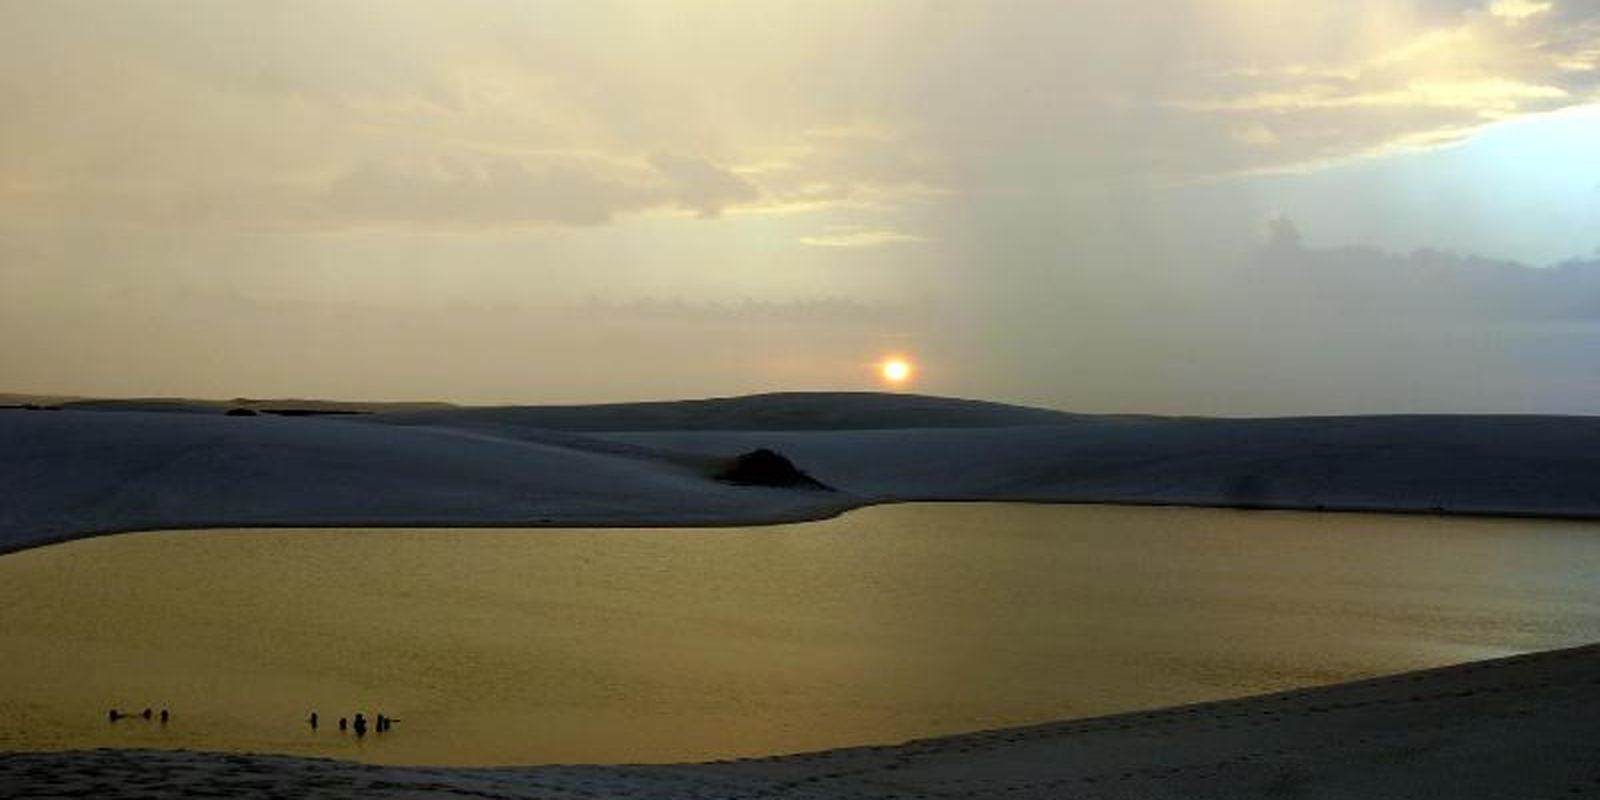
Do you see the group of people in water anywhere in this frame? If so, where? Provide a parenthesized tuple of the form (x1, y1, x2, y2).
(107, 707, 168, 724)
(308, 710, 396, 737)
(107, 707, 397, 739)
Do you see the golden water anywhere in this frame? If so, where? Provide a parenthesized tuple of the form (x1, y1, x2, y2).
(1, 504, 1598, 766)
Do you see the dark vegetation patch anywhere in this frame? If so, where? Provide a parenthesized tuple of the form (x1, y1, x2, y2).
(715, 449, 833, 490)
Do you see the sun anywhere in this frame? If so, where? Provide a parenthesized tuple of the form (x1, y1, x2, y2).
(880, 357, 914, 385)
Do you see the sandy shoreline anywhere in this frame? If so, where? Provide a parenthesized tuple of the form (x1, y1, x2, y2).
(4, 642, 1597, 798)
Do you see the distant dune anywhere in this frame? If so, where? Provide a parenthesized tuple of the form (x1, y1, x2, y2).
(5, 391, 1600, 554)
(376, 391, 1083, 431)
(53, 396, 458, 415)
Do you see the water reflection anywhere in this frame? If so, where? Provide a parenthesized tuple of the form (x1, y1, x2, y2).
(0, 504, 1597, 765)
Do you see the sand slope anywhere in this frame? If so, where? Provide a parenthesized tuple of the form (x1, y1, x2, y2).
(608, 413, 1600, 513)
(4, 642, 1596, 798)
(7, 393, 1600, 553)
(0, 407, 854, 553)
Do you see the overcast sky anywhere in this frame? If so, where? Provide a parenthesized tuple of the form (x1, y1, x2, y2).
(3, 0, 1599, 413)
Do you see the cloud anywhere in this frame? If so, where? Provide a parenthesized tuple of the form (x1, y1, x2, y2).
(1489, 0, 1553, 23)
(728, 125, 948, 217)
(798, 228, 928, 248)
(648, 154, 760, 218)
(12, 1, 1593, 228)
(321, 161, 650, 227)
(319, 153, 762, 228)
(1231, 123, 1281, 147)
(1251, 216, 1600, 321)
(1158, 1, 1600, 174)
(3, 154, 765, 231)
(1185, 79, 1568, 113)
(0, 3, 939, 233)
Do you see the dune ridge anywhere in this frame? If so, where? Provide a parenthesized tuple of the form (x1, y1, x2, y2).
(6, 392, 1600, 554)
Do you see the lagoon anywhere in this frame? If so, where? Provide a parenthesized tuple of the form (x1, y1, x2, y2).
(1, 503, 1597, 766)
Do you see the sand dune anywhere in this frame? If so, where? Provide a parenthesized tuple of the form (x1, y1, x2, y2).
(4, 642, 1596, 798)
(607, 413, 1600, 513)
(378, 390, 1085, 431)
(0, 403, 853, 554)
(6, 392, 1600, 553)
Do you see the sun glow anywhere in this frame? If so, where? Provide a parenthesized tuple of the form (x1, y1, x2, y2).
(880, 357, 914, 385)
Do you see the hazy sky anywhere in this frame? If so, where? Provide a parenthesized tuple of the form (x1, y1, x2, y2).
(3, 0, 1599, 413)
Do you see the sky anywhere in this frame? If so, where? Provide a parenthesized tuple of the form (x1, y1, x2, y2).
(2, 0, 1599, 414)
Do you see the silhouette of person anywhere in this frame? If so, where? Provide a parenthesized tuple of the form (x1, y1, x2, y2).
(339, 717, 347, 732)
(353, 713, 367, 737)
(141, 708, 152, 720)
(108, 709, 122, 723)
(375, 714, 386, 733)
(309, 711, 319, 730)
(159, 709, 169, 724)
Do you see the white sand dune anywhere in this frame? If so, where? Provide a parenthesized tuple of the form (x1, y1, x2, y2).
(0, 400, 857, 553)
(3, 642, 1596, 798)
(6, 392, 1600, 553)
